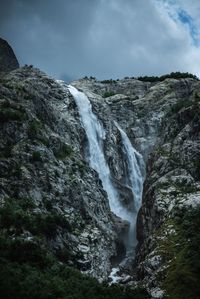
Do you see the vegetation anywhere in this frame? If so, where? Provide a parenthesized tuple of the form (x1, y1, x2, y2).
(28, 120, 43, 138)
(0, 260, 149, 299)
(100, 79, 117, 84)
(55, 143, 73, 160)
(137, 72, 199, 82)
(0, 101, 26, 123)
(0, 197, 72, 237)
(160, 206, 200, 299)
(0, 197, 150, 299)
(31, 151, 42, 162)
(102, 91, 116, 98)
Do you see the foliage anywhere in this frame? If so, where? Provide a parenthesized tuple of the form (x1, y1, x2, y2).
(28, 120, 49, 146)
(166, 99, 192, 116)
(31, 151, 42, 162)
(102, 91, 116, 98)
(0, 260, 149, 299)
(161, 206, 200, 299)
(0, 107, 26, 122)
(0, 196, 149, 299)
(0, 197, 72, 237)
(0, 143, 12, 158)
(28, 120, 43, 138)
(55, 143, 73, 160)
(100, 79, 116, 84)
(137, 72, 199, 82)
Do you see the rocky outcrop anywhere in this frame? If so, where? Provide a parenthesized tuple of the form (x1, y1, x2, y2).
(0, 67, 120, 281)
(135, 85, 200, 298)
(0, 41, 200, 298)
(0, 38, 19, 72)
(73, 77, 200, 298)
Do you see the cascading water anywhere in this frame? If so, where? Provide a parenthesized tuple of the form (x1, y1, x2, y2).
(114, 122, 145, 249)
(68, 85, 131, 223)
(68, 85, 145, 282)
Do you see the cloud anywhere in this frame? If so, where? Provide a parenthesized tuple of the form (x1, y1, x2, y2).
(155, 0, 200, 46)
(0, 0, 200, 80)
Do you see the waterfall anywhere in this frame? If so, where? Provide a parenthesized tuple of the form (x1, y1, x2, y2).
(68, 85, 131, 223)
(114, 122, 145, 248)
(68, 85, 145, 281)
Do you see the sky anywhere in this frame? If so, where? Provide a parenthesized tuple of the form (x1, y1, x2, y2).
(0, 0, 200, 81)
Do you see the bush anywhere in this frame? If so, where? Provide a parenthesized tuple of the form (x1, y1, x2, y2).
(0, 108, 26, 122)
(166, 99, 192, 116)
(0, 260, 150, 299)
(100, 79, 116, 84)
(55, 144, 73, 160)
(31, 151, 42, 162)
(103, 91, 116, 98)
(137, 72, 199, 82)
(0, 196, 150, 299)
(163, 206, 200, 299)
(0, 198, 71, 238)
(28, 120, 43, 138)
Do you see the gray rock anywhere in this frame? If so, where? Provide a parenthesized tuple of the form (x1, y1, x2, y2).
(0, 38, 19, 72)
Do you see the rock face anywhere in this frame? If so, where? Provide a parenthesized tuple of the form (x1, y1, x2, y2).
(0, 38, 19, 72)
(0, 42, 200, 298)
(135, 81, 200, 297)
(0, 67, 119, 281)
(73, 77, 200, 298)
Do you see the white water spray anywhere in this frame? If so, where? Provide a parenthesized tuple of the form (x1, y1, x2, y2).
(68, 85, 145, 281)
(114, 122, 145, 247)
(68, 85, 131, 222)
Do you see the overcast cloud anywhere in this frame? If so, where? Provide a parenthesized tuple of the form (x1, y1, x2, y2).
(0, 0, 200, 81)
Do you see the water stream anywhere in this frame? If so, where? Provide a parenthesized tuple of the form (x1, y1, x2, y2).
(68, 85, 145, 282)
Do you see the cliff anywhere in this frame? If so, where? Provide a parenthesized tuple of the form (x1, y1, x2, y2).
(0, 40, 200, 299)
(0, 38, 19, 72)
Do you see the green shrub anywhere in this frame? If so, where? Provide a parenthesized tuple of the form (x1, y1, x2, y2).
(103, 91, 116, 98)
(100, 79, 116, 84)
(0, 198, 71, 238)
(0, 108, 26, 122)
(0, 260, 149, 299)
(162, 206, 200, 299)
(166, 99, 192, 116)
(137, 72, 199, 82)
(31, 151, 42, 162)
(0, 196, 150, 299)
(28, 120, 43, 138)
(0, 144, 12, 158)
(0, 236, 54, 268)
(55, 144, 73, 160)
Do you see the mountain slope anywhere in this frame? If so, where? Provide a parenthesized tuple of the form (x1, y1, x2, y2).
(0, 40, 200, 299)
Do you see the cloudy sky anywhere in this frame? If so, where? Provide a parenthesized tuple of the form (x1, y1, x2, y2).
(1, 0, 200, 81)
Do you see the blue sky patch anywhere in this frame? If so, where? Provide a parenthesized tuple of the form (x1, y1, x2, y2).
(154, 0, 200, 47)
(177, 9, 199, 46)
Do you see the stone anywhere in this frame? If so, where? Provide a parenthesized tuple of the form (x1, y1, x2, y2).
(0, 38, 19, 72)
